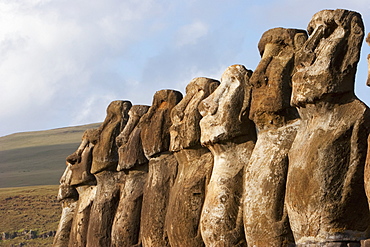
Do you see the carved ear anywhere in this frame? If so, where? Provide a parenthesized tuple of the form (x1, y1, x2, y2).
(340, 11, 364, 74)
(239, 69, 253, 122)
(207, 80, 220, 96)
(293, 32, 308, 51)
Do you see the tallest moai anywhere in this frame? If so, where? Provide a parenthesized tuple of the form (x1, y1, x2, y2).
(286, 9, 370, 246)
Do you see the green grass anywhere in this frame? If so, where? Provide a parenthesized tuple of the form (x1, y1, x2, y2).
(0, 123, 100, 188)
(0, 185, 61, 246)
(0, 123, 101, 245)
(0, 123, 101, 151)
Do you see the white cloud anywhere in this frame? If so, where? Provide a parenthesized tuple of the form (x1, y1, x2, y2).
(175, 21, 209, 47)
(0, 0, 369, 136)
(0, 0, 168, 136)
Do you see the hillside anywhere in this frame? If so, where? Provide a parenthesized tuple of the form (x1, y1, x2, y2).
(0, 185, 61, 246)
(0, 123, 101, 188)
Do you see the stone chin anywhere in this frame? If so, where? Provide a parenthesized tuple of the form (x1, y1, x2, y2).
(290, 71, 354, 107)
(199, 121, 227, 146)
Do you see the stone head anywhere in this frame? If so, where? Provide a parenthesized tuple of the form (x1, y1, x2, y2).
(199, 64, 254, 145)
(67, 129, 98, 186)
(140, 89, 183, 158)
(291, 9, 364, 106)
(57, 162, 78, 202)
(91, 100, 132, 174)
(116, 105, 150, 170)
(249, 28, 307, 129)
(170, 77, 220, 152)
(104, 100, 132, 127)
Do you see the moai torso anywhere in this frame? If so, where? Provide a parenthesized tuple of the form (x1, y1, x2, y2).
(86, 100, 132, 247)
(53, 163, 78, 247)
(139, 90, 183, 247)
(286, 9, 370, 245)
(111, 105, 150, 247)
(243, 27, 307, 247)
(166, 77, 219, 247)
(199, 65, 257, 247)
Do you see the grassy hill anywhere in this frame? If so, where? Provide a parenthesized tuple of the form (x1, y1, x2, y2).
(0, 124, 101, 246)
(0, 123, 100, 188)
(0, 185, 61, 246)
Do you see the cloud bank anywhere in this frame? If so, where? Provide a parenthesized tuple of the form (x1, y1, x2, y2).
(0, 0, 369, 136)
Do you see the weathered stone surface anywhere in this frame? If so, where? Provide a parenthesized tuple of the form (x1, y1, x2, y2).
(166, 149, 212, 247)
(243, 28, 306, 247)
(139, 90, 181, 247)
(286, 9, 370, 246)
(166, 77, 219, 247)
(53, 199, 77, 247)
(367, 33, 370, 86)
(116, 105, 150, 170)
(90, 100, 132, 174)
(86, 100, 131, 247)
(169, 77, 220, 152)
(199, 65, 256, 145)
(66, 129, 97, 247)
(53, 163, 78, 247)
(199, 65, 257, 246)
(140, 153, 178, 247)
(248, 28, 306, 130)
(67, 129, 98, 187)
(86, 171, 120, 247)
(140, 89, 183, 158)
(111, 167, 148, 247)
(68, 185, 96, 247)
(291, 9, 364, 107)
(111, 105, 150, 247)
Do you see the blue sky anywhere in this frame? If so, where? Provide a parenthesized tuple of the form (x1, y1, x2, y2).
(0, 0, 369, 137)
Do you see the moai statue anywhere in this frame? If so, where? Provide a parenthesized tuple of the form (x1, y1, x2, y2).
(139, 89, 183, 247)
(53, 162, 79, 247)
(243, 28, 307, 246)
(86, 100, 132, 247)
(67, 128, 98, 247)
(367, 33, 370, 86)
(111, 105, 150, 247)
(199, 65, 257, 247)
(363, 33, 370, 247)
(166, 77, 219, 247)
(286, 9, 370, 246)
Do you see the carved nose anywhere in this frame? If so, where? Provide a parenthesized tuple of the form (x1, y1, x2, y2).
(199, 97, 218, 116)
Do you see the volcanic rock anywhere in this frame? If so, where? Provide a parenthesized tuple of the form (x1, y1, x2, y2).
(243, 27, 306, 247)
(286, 9, 370, 246)
(199, 65, 257, 246)
(166, 77, 219, 247)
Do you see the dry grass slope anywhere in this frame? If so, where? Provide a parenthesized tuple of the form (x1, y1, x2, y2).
(0, 185, 60, 246)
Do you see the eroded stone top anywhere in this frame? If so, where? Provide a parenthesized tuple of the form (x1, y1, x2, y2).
(199, 64, 255, 145)
(91, 100, 132, 174)
(116, 105, 150, 170)
(67, 129, 98, 186)
(170, 77, 219, 152)
(249, 27, 307, 130)
(140, 90, 183, 158)
(291, 9, 364, 106)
